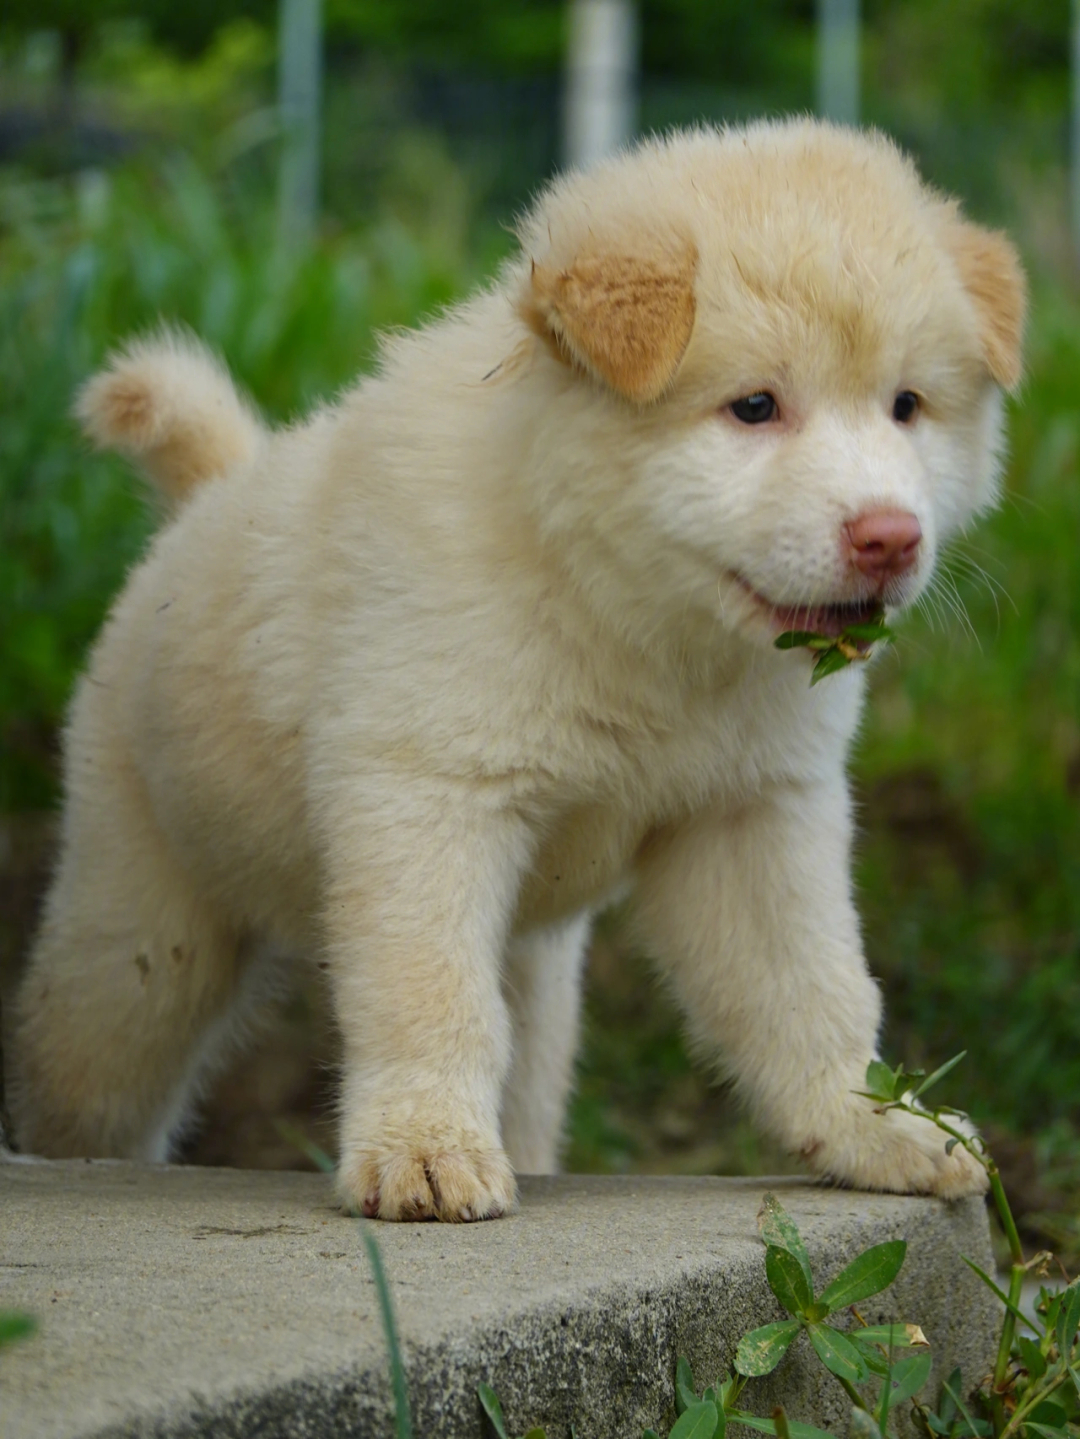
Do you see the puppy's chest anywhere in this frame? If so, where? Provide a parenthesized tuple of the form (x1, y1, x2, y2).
(515, 805, 642, 928)
(513, 698, 775, 929)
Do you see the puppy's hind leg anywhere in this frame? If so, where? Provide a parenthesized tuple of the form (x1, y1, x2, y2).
(9, 779, 257, 1161)
(500, 912, 591, 1175)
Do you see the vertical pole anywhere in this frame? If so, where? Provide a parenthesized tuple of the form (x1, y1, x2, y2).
(564, 0, 639, 170)
(816, 0, 860, 127)
(1072, 0, 1080, 256)
(277, 0, 322, 251)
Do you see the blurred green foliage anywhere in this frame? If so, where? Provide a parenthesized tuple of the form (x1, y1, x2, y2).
(0, 0, 275, 62)
(0, 0, 1070, 109)
(0, 143, 510, 807)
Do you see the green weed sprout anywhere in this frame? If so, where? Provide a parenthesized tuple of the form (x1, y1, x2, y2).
(478, 1058, 1080, 1439)
(774, 607, 894, 685)
(479, 1190, 923, 1439)
(858, 1055, 1080, 1439)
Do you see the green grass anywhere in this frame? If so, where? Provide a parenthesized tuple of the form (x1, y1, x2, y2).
(0, 152, 510, 807)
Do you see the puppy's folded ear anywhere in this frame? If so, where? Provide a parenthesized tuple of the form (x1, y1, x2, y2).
(946, 221, 1027, 391)
(525, 243, 697, 403)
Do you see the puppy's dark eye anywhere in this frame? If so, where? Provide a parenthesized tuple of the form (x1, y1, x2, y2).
(730, 392, 777, 424)
(893, 390, 919, 423)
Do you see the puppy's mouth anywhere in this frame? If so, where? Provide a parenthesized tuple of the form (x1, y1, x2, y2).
(735, 579, 887, 646)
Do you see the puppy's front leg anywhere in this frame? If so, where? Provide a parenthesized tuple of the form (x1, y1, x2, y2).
(322, 779, 530, 1221)
(633, 780, 986, 1198)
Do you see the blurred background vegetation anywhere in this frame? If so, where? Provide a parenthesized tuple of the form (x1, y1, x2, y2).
(0, 0, 1077, 1258)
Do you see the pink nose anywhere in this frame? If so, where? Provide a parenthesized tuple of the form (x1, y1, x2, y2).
(846, 509, 922, 582)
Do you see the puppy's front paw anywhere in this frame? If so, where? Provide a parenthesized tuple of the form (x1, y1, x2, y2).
(338, 1145, 517, 1222)
(804, 1100, 989, 1199)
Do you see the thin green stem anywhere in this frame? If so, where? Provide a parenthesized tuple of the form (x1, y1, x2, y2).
(992, 1265, 1025, 1393)
(988, 1164, 1024, 1267)
(895, 1098, 1030, 1437)
(942, 1377, 987, 1439)
(990, 1390, 1006, 1436)
(906, 1108, 1025, 1267)
(988, 1160, 1025, 1423)
(892, 1102, 992, 1175)
(924, 1111, 990, 1168)
(998, 1368, 1068, 1439)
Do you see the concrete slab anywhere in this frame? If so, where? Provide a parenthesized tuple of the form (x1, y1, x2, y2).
(0, 1160, 998, 1439)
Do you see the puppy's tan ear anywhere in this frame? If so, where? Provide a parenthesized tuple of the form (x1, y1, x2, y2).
(946, 221, 1027, 391)
(525, 243, 697, 402)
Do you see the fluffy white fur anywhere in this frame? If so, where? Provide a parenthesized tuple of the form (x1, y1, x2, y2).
(10, 120, 1026, 1220)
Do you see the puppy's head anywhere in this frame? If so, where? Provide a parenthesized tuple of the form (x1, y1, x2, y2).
(515, 121, 1026, 654)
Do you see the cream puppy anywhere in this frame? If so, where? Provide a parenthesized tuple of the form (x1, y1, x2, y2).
(9, 120, 1025, 1221)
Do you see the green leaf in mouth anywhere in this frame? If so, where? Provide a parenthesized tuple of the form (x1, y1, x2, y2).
(774, 605, 894, 684)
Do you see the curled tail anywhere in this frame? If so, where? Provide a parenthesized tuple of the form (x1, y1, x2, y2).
(75, 332, 264, 508)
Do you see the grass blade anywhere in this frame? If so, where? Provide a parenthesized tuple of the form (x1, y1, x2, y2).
(362, 1229, 413, 1439)
(960, 1255, 1037, 1332)
(941, 1376, 983, 1438)
(0, 1312, 37, 1349)
(273, 1118, 336, 1174)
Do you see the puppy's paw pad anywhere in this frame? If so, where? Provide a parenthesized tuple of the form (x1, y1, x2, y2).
(805, 1102, 990, 1199)
(920, 1139, 988, 1199)
(882, 1112, 990, 1199)
(426, 1150, 516, 1221)
(339, 1147, 516, 1223)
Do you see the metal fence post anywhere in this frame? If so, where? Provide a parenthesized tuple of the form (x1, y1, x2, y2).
(564, 0, 639, 170)
(817, 0, 860, 127)
(1072, 0, 1080, 256)
(277, 0, 322, 250)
